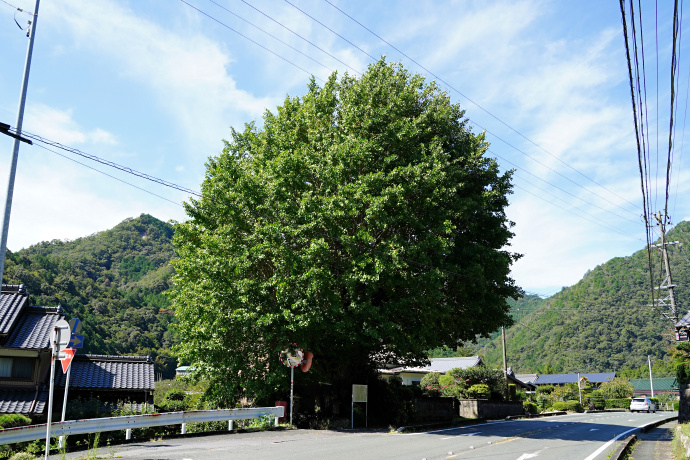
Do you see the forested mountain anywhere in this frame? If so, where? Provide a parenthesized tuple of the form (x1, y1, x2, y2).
(3, 214, 178, 378)
(476, 221, 690, 374)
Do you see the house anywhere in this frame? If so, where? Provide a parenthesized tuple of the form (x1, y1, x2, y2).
(0, 284, 154, 419)
(379, 356, 483, 386)
(516, 373, 539, 389)
(629, 377, 679, 397)
(533, 372, 616, 389)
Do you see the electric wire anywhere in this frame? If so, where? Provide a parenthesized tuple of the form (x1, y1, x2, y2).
(666, 0, 681, 219)
(13, 127, 526, 301)
(619, 0, 659, 314)
(283, 0, 376, 61)
(0, 0, 31, 14)
(204, 0, 333, 74)
(178, 0, 323, 82)
(33, 143, 185, 208)
(16, 129, 201, 198)
(491, 150, 641, 226)
(238, 0, 361, 75)
(321, 0, 641, 214)
(193, 0, 641, 226)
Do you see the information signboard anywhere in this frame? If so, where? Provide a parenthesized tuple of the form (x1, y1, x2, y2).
(351, 384, 368, 429)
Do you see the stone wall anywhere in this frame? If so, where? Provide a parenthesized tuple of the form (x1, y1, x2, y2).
(458, 399, 524, 420)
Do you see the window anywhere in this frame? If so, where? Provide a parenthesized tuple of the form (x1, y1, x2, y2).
(0, 357, 34, 379)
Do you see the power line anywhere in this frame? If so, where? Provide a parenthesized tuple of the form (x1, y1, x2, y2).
(15, 129, 201, 197)
(320, 0, 641, 214)
(32, 143, 185, 208)
(178, 0, 323, 82)
(492, 150, 641, 226)
(238, 0, 361, 75)
(204, 0, 333, 74)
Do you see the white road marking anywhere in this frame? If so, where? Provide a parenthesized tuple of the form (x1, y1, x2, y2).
(583, 419, 665, 460)
(516, 449, 544, 460)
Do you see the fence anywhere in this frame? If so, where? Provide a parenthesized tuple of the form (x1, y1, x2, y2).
(0, 406, 284, 445)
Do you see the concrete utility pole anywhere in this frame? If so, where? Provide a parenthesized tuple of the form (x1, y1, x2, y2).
(648, 355, 655, 398)
(0, 0, 41, 287)
(501, 325, 508, 398)
(651, 211, 679, 323)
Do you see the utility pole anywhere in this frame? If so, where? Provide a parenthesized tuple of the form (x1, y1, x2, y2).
(651, 211, 679, 324)
(648, 355, 654, 398)
(0, 0, 41, 287)
(501, 325, 508, 399)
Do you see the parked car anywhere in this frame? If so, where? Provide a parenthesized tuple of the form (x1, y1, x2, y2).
(630, 397, 656, 413)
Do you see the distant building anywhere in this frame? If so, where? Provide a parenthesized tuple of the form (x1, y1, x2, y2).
(379, 356, 483, 386)
(629, 377, 679, 397)
(0, 284, 154, 419)
(533, 372, 616, 389)
(175, 366, 193, 377)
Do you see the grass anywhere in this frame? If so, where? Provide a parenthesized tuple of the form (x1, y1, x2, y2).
(673, 423, 690, 460)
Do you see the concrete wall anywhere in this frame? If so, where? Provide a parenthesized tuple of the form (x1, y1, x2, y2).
(458, 399, 524, 420)
(413, 397, 455, 422)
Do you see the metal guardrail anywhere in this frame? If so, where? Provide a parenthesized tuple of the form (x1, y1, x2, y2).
(0, 406, 285, 445)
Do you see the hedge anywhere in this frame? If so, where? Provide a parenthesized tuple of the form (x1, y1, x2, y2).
(552, 400, 582, 412)
(604, 398, 631, 409)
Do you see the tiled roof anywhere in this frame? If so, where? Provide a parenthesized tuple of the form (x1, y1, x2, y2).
(56, 354, 154, 391)
(629, 377, 679, 391)
(0, 388, 47, 414)
(516, 373, 539, 385)
(4, 307, 62, 349)
(0, 287, 29, 336)
(534, 372, 616, 385)
(383, 356, 483, 374)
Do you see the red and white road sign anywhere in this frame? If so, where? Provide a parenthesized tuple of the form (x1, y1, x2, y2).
(60, 348, 75, 373)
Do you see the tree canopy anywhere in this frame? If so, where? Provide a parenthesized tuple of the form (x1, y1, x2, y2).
(170, 59, 521, 405)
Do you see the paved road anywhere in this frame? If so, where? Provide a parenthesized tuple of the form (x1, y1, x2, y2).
(62, 411, 676, 460)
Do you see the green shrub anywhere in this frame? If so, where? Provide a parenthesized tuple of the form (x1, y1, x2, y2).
(604, 398, 631, 409)
(420, 372, 442, 397)
(523, 401, 538, 414)
(589, 390, 605, 410)
(159, 388, 188, 412)
(508, 384, 517, 400)
(0, 414, 31, 428)
(552, 400, 582, 412)
(515, 391, 527, 401)
(536, 385, 555, 395)
(466, 384, 491, 399)
(536, 395, 552, 411)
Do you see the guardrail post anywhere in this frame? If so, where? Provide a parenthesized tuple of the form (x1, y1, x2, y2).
(274, 416, 278, 427)
(228, 420, 233, 431)
(181, 423, 186, 435)
(126, 428, 131, 440)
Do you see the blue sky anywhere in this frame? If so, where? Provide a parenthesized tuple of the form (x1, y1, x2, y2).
(0, 0, 686, 297)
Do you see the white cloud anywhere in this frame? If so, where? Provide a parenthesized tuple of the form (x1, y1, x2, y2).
(23, 104, 117, 146)
(42, 0, 279, 151)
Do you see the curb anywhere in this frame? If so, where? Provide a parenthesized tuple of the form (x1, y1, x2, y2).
(609, 415, 677, 460)
(396, 410, 571, 433)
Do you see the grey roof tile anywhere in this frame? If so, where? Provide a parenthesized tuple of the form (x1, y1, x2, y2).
(0, 388, 47, 414)
(534, 372, 616, 385)
(4, 307, 62, 349)
(56, 355, 154, 391)
(0, 291, 29, 336)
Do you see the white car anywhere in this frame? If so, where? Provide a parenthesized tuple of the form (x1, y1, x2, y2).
(630, 397, 656, 413)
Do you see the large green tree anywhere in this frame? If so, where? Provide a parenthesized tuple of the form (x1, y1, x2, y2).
(171, 59, 521, 404)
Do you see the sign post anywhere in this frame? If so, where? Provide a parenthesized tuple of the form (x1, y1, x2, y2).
(279, 344, 305, 426)
(352, 384, 368, 429)
(58, 318, 83, 449)
(45, 319, 70, 460)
